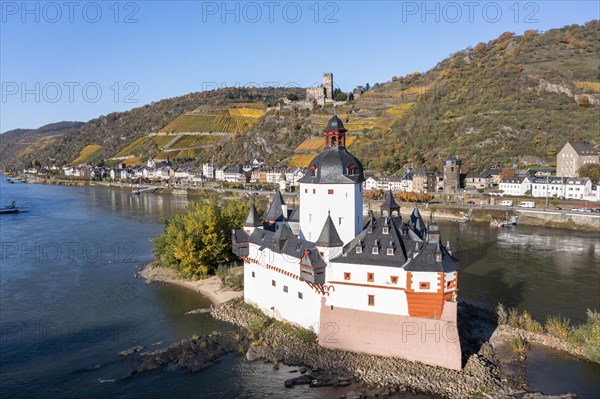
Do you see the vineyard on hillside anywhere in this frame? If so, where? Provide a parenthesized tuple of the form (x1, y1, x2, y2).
(72, 144, 102, 164)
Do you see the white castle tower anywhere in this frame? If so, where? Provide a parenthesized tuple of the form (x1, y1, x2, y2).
(298, 115, 364, 245)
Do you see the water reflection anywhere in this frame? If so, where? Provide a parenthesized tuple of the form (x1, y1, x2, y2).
(439, 221, 600, 323)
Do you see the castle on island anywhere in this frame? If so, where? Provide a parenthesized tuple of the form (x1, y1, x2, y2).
(232, 116, 461, 370)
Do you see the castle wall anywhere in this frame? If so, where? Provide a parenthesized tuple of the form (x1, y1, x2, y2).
(243, 246, 322, 331)
(325, 262, 410, 316)
(318, 300, 462, 370)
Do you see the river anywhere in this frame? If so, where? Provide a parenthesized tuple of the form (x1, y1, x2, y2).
(0, 179, 598, 398)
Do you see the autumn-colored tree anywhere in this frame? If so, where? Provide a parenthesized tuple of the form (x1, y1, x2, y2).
(152, 199, 248, 278)
(577, 163, 600, 182)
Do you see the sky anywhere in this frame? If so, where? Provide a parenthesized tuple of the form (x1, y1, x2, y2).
(1, 0, 598, 132)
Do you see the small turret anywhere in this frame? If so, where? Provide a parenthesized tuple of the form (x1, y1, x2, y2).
(380, 189, 400, 217)
(316, 212, 343, 261)
(243, 199, 262, 234)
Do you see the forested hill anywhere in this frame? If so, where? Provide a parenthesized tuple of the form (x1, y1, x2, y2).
(2, 21, 598, 174)
(350, 21, 600, 173)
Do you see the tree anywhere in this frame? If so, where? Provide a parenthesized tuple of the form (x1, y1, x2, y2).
(335, 92, 348, 101)
(286, 93, 298, 101)
(152, 199, 248, 278)
(577, 163, 600, 182)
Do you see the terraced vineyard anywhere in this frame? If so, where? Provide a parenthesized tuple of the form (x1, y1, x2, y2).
(72, 144, 102, 164)
(169, 134, 221, 148)
(160, 114, 258, 133)
(116, 137, 148, 157)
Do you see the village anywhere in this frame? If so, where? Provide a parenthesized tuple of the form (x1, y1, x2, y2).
(19, 140, 600, 208)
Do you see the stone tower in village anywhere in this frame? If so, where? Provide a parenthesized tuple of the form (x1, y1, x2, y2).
(443, 156, 461, 195)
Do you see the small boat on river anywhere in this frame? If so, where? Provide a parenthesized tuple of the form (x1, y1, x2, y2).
(0, 201, 28, 214)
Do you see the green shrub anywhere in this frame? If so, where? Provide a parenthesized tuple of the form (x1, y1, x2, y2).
(247, 316, 266, 335)
(496, 303, 508, 325)
(570, 309, 600, 362)
(509, 336, 530, 358)
(545, 316, 571, 340)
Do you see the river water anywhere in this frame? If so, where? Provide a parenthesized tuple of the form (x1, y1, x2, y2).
(0, 179, 598, 398)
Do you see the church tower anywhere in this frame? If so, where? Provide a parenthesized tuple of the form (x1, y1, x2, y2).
(298, 115, 364, 245)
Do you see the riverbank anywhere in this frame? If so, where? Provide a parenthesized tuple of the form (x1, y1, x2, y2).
(139, 263, 242, 305)
(21, 176, 600, 232)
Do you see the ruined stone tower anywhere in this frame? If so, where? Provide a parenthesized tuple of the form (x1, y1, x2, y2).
(323, 72, 333, 100)
(306, 72, 334, 104)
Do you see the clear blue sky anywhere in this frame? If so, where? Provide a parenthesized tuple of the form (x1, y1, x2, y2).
(1, 1, 598, 132)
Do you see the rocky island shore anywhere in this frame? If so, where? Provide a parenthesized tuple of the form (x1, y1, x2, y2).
(113, 294, 585, 399)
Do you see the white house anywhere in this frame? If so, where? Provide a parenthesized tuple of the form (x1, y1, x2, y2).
(531, 177, 567, 198)
(564, 177, 592, 199)
(202, 163, 215, 180)
(232, 115, 461, 370)
(499, 176, 531, 196)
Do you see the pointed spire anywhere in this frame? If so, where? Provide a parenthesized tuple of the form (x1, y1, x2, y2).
(410, 207, 426, 237)
(264, 189, 286, 222)
(316, 214, 343, 247)
(244, 198, 262, 227)
(380, 190, 400, 216)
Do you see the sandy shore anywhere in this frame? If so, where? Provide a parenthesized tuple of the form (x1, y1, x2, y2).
(140, 264, 242, 305)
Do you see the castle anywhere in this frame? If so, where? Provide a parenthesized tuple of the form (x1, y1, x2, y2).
(232, 116, 461, 370)
(306, 73, 334, 104)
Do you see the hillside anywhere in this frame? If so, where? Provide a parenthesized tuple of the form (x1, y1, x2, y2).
(351, 22, 600, 173)
(0, 87, 303, 170)
(0, 122, 85, 168)
(2, 21, 598, 174)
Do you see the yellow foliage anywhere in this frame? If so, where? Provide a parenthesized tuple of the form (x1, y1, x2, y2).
(160, 114, 258, 133)
(72, 144, 102, 164)
(116, 137, 148, 157)
(288, 154, 316, 167)
(295, 137, 324, 152)
(386, 103, 414, 117)
(123, 157, 141, 166)
(228, 108, 265, 118)
(575, 81, 600, 92)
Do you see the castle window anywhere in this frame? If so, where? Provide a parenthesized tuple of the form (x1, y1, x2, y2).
(283, 285, 288, 293)
(344, 272, 351, 280)
(382, 226, 389, 234)
(420, 282, 430, 290)
(367, 272, 374, 282)
(368, 295, 375, 306)
(348, 165, 356, 176)
(252, 271, 255, 278)
(355, 246, 362, 254)
(304, 189, 308, 193)
(386, 247, 394, 255)
(313, 189, 316, 194)
(338, 217, 343, 226)
(328, 189, 334, 195)
(272, 280, 276, 287)
(390, 276, 398, 284)
(310, 165, 316, 177)
(447, 280, 455, 288)
(298, 292, 303, 299)
(371, 246, 379, 255)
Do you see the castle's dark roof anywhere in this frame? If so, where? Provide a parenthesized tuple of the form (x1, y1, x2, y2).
(409, 208, 426, 239)
(325, 115, 346, 131)
(288, 206, 300, 222)
(298, 147, 365, 184)
(381, 190, 400, 215)
(264, 190, 286, 222)
(330, 216, 458, 272)
(316, 214, 344, 247)
(244, 202, 262, 227)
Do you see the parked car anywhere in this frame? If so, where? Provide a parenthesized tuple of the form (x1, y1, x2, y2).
(466, 200, 476, 205)
(499, 200, 513, 207)
(554, 207, 562, 210)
